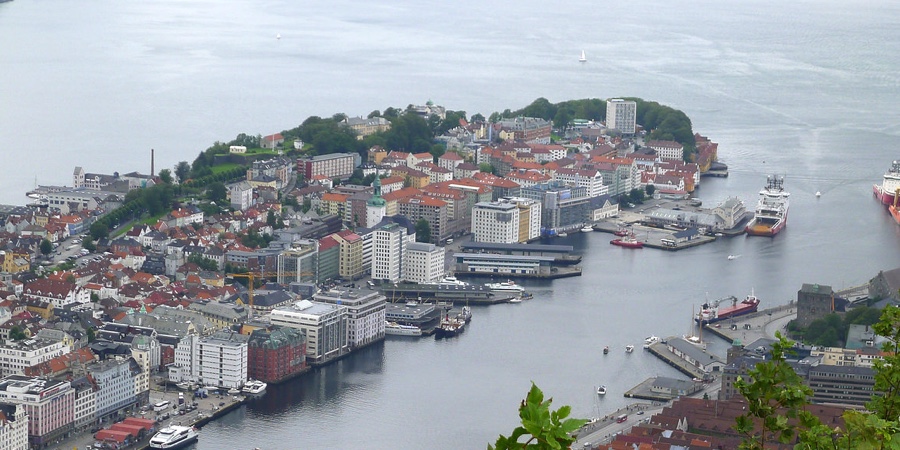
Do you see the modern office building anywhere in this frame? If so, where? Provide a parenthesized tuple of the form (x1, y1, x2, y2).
(371, 223, 408, 283)
(270, 300, 348, 364)
(299, 153, 359, 181)
(197, 331, 249, 389)
(0, 339, 70, 378)
(313, 290, 386, 349)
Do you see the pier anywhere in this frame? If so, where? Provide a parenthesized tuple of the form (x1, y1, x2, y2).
(702, 303, 796, 345)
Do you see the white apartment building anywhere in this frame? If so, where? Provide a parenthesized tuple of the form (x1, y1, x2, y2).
(606, 99, 637, 134)
(197, 331, 248, 389)
(71, 378, 96, 433)
(300, 153, 358, 181)
(371, 222, 407, 283)
(502, 197, 542, 242)
(169, 335, 200, 384)
(88, 358, 142, 422)
(404, 242, 445, 284)
(472, 202, 520, 244)
(270, 300, 348, 363)
(0, 403, 28, 450)
(0, 376, 74, 448)
(0, 339, 69, 378)
(313, 290, 386, 349)
(647, 140, 685, 162)
(553, 168, 609, 198)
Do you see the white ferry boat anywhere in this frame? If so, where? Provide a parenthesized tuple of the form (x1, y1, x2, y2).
(485, 280, 525, 292)
(241, 379, 267, 396)
(149, 425, 199, 449)
(384, 321, 423, 336)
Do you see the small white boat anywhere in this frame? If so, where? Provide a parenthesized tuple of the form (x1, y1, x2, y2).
(581, 224, 593, 233)
(727, 254, 739, 260)
(643, 335, 660, 349)
(579, 50, 587, 62)
(508, 297, 523, 304)
(597, 385, 607, 395)
(558, 232, 568, 237)
(625, 344, 634, 353)
(276, 33, 281, 40)
(228, 387, 241, 395)
(815, 191, 821, 197)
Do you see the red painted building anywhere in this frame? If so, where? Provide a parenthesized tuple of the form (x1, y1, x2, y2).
(248, 327, 307, 383)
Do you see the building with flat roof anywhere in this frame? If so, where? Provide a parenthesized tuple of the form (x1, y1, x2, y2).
(312, 289, 385, 349)
(299, 153, 359, 181)
(471, 201, 520, 244)
(666, 338, 725, 374)
(197, 331, 249, 389)
(606, 99, 636, 135)
(0, 339, 70, 378)
(404, 242, 445, 284)
(452, 253, 557, 276)
(270, 300, 348, 364)
(808, 364, 875, 407)
(0, 376, 74, 448)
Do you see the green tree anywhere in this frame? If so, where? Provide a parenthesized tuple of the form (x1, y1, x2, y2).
(187, 253, 219, 271)
(175, 161, 192, 183)
(158, 169, 173, 184)
(206, 182, 228, 203)
(479, 163, 495, 174)
(415, 218, 431, 243)
(735, 333, 814, 449)
(430, 144, 445, 161)
(645, 185, 656, 197)
(627, 188, 644, 204)
(40, 239, 52, 255)
(86, 327, 96, 342)
(266, 210, 278, 228)
(9, 326, 26, 341)
(489, 383, 585, 450)
(82, 236, 96, 252)
(90, 220, 109, 240)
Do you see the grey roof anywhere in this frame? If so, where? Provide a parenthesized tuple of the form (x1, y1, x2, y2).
(460, 242, 574, 253)
(808, 364, 875, 377)
(652, 376, 695, 390)
(667, 338, 723, 365)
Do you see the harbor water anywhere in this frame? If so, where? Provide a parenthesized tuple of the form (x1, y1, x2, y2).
(2, 0, 899, 448)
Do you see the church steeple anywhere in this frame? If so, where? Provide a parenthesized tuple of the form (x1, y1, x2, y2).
(368, 177, 385, 207)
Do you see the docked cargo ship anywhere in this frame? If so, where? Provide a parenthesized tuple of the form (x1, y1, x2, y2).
(746, 175, 790, 236)
(873, 161, 900, 206)
(696, 292, 761, 324)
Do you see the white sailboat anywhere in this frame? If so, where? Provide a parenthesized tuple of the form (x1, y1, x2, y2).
(579, 50, 587, 62)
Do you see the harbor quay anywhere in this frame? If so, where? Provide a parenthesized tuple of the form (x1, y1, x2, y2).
(702, 303, 796, 345)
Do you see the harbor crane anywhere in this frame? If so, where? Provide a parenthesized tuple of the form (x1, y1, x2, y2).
(228, 271, 316, 318)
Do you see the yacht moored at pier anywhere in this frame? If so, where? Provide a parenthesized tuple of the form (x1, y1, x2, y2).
(242, 379, 267, 396)
(746, 175, 790, 236)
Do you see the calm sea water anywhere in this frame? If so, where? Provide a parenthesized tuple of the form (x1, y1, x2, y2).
(2, 0, 900, 448)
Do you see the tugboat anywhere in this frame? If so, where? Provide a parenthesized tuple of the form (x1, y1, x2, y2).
(610, 233, 643, 248)
(434, 313, 465, 338)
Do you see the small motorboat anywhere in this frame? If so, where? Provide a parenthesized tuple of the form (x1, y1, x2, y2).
(625, 344, 634, 353)
(597, 385, 607, 395)
(508, 297, 523, 304)
(816, 191, 822, 197)
(603, 346, 609, 355)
